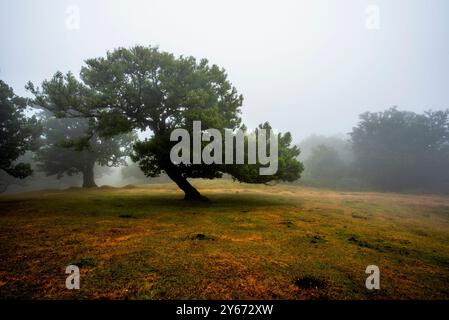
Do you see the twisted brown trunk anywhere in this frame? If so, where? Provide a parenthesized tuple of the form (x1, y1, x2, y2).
(164, 165, 208, 201)
(82, 161, 97, 188)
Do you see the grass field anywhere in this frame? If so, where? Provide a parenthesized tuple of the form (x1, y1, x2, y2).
(0, 180, 448, 299)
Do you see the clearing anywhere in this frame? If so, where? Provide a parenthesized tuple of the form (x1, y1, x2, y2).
(0, 180, 448, 299)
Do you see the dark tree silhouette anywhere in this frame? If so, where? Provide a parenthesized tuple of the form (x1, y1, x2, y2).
(350, 107, 449, 192)
(0, 80, 41, 180)
(35, 111, 134, 188)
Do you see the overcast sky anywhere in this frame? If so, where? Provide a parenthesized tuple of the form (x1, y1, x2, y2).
(1, 0, 448, 142)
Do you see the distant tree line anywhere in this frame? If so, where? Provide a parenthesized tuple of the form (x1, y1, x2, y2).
(299, 107, 449, 194)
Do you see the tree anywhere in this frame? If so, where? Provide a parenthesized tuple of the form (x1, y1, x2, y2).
(298, 134, 353, 163)
(29, 46, 303, 199)
(350, 107, 449, 192)
(0, 80, 41, 180)
(302, 144, 347, 187)
(35, 111, 134, 188)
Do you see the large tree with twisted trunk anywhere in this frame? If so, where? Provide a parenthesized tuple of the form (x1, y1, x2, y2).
(29, 46, 303, 200)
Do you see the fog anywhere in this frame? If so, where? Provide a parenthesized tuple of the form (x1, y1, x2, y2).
(2, 0, 449, 138)
(1, 1, 449, 192)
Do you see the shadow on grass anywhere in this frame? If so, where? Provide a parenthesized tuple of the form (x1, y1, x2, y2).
(0, 187, 301, 218)
(104, 192, 296, 212)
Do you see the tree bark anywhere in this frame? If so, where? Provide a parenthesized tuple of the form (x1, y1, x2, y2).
(82, 161, 97, 188)
(164, 165, 208, 201)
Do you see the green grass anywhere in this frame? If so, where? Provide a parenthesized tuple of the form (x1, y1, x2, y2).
(0, 180, 448, 299)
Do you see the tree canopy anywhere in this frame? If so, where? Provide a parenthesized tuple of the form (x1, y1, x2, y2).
(350, 107, 449, 192)
(0, 80, 41, 179)
(35, 111, 134, 188)
(29, 46, 303, 199)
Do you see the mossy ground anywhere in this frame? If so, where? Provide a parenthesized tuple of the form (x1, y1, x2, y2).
(0, 180, 448, 299)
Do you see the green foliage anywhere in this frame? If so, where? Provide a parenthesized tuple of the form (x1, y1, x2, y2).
(28, 72, 136, 187)
(226, 123, 303, 184)
(0, 80, 41, 179)
(26, 71, 99, 118)
(27, 46, 303, 197)
(350, 107, 449, 192)
(80, 46, 243, 132)
(78, 46, 302, 197)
